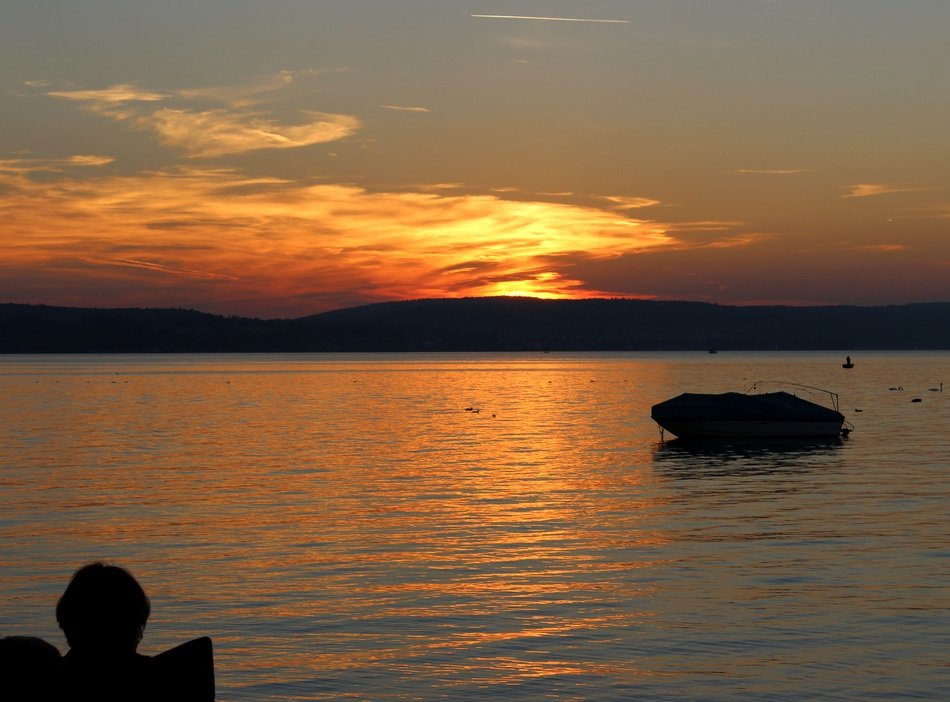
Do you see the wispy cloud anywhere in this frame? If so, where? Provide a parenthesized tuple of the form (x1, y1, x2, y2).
(655, 221, 758, 250)
(843, 183, 923, 198)
(413, 182, 464, 192)
(921, 203, 950, 220)
(472, 14, 629, 24)
(381, 105, 430, 113)
(601, 195, 661, 211)
(0, 154, 114, 175)
(109, 258, 242, 281)
(852, 244, 909, 253)
(43, 75, 360, 158)
(66, 155, 115, 167)
(48, 84, 169, 103)
(177, 69, 339, 108)
(736, 168, 810, 175)
(143, 108, 359, 158)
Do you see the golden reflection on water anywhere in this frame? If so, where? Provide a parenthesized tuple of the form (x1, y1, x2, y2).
(2, 355, 676, 696)
(2, 353, 947, 700)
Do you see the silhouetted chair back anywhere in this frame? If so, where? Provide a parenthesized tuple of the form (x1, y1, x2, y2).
(152, 636, 215, 701)
(55, 636, 215, 701)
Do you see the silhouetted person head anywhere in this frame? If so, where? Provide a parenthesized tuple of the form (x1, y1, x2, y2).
(56, 562, 150, 655)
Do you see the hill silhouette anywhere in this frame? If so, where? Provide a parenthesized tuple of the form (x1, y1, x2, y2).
(1, 298, 948, 352)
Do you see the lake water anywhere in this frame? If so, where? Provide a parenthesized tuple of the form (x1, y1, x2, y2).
(1, 352, 947, 701)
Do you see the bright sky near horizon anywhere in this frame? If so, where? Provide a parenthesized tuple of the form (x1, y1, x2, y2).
(2, 1, 949, 318)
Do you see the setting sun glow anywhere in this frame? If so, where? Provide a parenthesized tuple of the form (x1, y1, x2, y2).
(2, 3, 948, 316)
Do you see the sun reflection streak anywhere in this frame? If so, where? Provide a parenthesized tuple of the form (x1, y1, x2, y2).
(0, 355, 679, 696)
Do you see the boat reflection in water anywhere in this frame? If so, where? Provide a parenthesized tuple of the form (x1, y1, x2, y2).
(651, 435, 847, 478)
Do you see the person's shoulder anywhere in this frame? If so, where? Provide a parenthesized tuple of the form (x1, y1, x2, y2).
(1, 637, 62, 701)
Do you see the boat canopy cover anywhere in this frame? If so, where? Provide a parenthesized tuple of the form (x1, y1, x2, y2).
(651, 391, 843, 423)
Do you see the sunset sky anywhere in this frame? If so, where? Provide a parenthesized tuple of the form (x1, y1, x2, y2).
(2, 1, 949, 318)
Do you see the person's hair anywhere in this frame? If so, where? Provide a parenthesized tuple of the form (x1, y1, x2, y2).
(56, 562, 151, 652)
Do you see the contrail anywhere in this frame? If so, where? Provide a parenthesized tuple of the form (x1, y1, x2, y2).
(472, 14, 629, 24)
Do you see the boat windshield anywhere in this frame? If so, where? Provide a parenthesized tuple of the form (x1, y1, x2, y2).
(745, 380, 840, 412)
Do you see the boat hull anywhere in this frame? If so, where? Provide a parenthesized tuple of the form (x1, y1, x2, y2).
(654, 419, 844, 440)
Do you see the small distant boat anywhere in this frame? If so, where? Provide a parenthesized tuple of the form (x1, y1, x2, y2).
(842, 355, 854, 369)
(651, 381, 850, 440)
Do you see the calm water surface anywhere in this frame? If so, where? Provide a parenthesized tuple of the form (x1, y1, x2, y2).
(1, 352, 947, 701)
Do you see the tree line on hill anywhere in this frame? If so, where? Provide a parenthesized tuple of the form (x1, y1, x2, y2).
(1, 298, 948, 353)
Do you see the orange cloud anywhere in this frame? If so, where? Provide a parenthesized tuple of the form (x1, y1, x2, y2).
(66, 155, 116, 167)
(0, 155, 114, 175)
(852, 244, 909, 253)
(143, 108, 359, 157)
(48, 84, 169, 103)
(735, 168, 810, 175)
(843, 183, 923, 198)
(0, 167, 685, 315)
(600, 195, 662, 211)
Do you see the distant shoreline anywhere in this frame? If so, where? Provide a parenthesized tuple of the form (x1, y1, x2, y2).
(2, 298, 949, 353)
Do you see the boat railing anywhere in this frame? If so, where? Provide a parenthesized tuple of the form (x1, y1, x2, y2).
(745, 380, 841, 413)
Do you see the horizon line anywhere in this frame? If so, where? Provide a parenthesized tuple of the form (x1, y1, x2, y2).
(5, 295, 950, 321)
